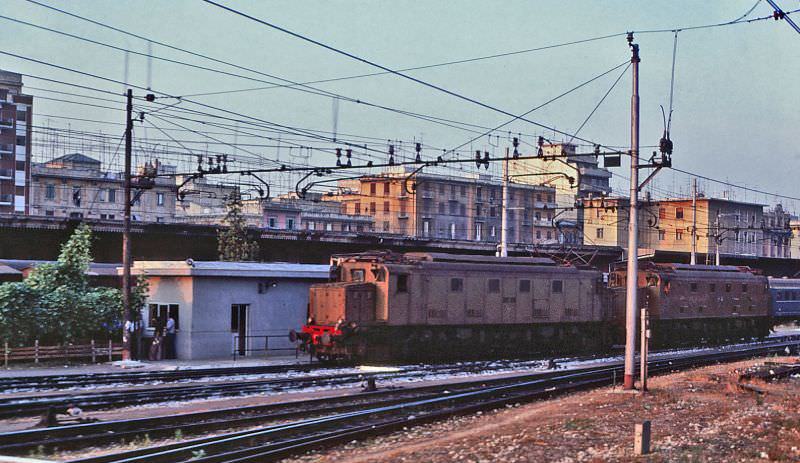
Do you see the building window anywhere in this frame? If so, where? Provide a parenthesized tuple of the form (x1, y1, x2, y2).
(45, 210, 54, 216)
(15, 135, 25, 146)
(156, 216, 164, 223)
(675, 230, 683, 240)
(439, 202, 445, 214)
(383, 182, 390, 195)
(490, 225, 496, 237)
(383, 201, 390, 213)
(148, 303, 179, 330)
(519, 279, 531, 293)
(45, 184, 55, 200)
(397, 274, 408, 293)
(476, 187, 482, 200)
(659, 207, 666, 219)
(354, 202, 361, 214)
(370, 183, 376, 196)
(108, 188, 116, 203)
(268, 217, 277, 228)
(551, 280, 563, 294)
(488, 279, 500, 293)
(476, 204, 482, 217)
(369, 202, 376, 214)
(157, 192, 165, 206)
(546, 231, 552, 239)
(596, 228, 604, 239)
(675, 207, 684, 219)
(439, 184, 445, 194)
(450, 223, 456, 239)
(422, 219, 431, 236)
(460, 203, 466, 216)
(72, 186, 81, 206)
(69, 212, 83, 219)
(383, 221, 390, 232)
(536, 230, 541, 239)
(460, 185, 466, 196)
(286, 218, 294, 230)
(490, 206, 496, 217)
(658, 229, 666, 241)
(326, 223, 333, 231)
(450, 278, 463, 292)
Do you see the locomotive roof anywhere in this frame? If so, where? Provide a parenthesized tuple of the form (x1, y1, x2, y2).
(616, 261, 754, 273)
(332, 251, 559, 267)
(404, 252, 556, 266)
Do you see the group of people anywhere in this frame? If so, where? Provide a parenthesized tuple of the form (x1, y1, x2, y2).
(148, 315, 177, 361)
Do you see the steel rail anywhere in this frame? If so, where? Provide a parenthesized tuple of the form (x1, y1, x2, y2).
(63, 339, 799, 463)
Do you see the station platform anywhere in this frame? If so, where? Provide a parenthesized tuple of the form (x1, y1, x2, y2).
(0, 354, 313, 378)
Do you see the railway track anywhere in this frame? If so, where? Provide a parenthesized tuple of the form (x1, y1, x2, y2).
(0, 360, 552, 419)
(0, 363, 323, 391)
(0, 338, 797, 461)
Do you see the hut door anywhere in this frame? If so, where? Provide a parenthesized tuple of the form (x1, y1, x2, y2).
(231, 304, 249, 356)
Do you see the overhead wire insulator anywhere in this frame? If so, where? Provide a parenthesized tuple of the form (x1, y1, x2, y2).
(415, 142, 422, 163)
(537, 136, 544, 157)
(512, 136, 520, 159)
(388, 144, 395, 166)
(346, 148, 352, 167)
(335, 147, 342, 167)
(483, 151, 490, 170)
(475, 150, 482, 168)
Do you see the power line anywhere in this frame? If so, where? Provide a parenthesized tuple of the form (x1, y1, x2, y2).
(201, 0, 612, 150)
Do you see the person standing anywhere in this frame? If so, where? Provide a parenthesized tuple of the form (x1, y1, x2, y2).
(165, 315, 176, 360)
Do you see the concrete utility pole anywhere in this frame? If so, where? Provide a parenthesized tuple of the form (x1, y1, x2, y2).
(715, 212, 721, 266)
(640, 306, 649, 391)
(499, 147, 509, 257)
(691, 177, 697, 265)
(122, 88, 133, 360)
(623, 34, 640, 391)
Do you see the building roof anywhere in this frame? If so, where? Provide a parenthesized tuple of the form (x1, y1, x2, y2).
(128, 260, 330, 279)
(0, 264, 21, 276)
(48, 153, 102, 166)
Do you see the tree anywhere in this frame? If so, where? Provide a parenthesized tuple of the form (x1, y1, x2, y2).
(217, 191, 260, 261)
(0, 223, 147, 345)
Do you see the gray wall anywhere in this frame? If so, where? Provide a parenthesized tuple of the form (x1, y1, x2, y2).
(143, 275, 318, 360)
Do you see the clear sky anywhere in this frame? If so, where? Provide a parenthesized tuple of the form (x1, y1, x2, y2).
(2, 0, 798, 210)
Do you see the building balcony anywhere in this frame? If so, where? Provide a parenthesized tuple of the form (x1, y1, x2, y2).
(0, 194, 12, 205)
(398, 212, 409, 219)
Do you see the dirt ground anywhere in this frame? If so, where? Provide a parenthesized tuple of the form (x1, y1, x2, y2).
(283, 356, 800, 463)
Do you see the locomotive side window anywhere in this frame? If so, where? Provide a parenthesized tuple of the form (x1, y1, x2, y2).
(350, 269, 365, 282)
(488, 279, 500, 293)
(551, 280, 563, 294)
(519, 279, 531, 293)
(396, 274, 408, 293)
(690, 283, 698, 292)
(450, 278, 463, 292)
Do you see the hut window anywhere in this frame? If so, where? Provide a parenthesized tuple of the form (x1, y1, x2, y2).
(519, 280, 531, 293)
(450, 278, 463, 292)
(488, 279, 500, 293)
(690, 283, 698, 292)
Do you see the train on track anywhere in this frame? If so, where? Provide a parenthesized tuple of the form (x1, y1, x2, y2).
(294, 251, 793, 362)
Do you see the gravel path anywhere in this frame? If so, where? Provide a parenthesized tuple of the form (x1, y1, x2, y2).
(282, 356, 800, 463)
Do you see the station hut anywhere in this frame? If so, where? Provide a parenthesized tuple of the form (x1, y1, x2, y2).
(128, 260, 329, 360)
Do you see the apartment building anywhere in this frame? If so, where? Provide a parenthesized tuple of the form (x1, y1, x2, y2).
(509, 142, 612, 245)
(762, 204, 793, 258)
(0, 70, 32, 215)
(327, 168, 559, 245)
(583, 196, 769, 259)
(29, 153, 177, 222)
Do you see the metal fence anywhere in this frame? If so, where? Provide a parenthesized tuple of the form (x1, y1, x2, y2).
(231, 335, 303, 360)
